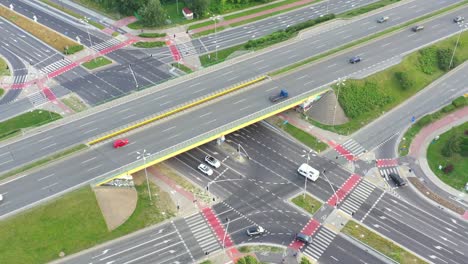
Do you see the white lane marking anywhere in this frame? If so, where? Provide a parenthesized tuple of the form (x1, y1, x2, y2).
(87, 165, 102, 172)
(37, 135, 53, 142)
(162, 126, 176, 132)
(41, 182, 58, 190)
(81, 157, 97, 164)
(37, 173, 55, 181)
(233, 99, 246, 104)
(40, 143, 57, 150)
(199, 112, 212, 118)
(78, 120, 95, 128)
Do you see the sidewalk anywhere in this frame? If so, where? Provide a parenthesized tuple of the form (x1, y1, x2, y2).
(408, 106, 468, 204)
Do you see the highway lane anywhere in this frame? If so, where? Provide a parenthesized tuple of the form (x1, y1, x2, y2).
(0, 0, 461, 173)
(0, 46, 27, 104)
(2, 5, 468, 218)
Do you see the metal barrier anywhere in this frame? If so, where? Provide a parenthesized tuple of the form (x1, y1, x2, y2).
(91, 87, 331, 186)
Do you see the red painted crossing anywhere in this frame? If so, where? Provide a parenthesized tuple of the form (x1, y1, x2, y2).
(463, 211, 468, 220)
(201, 207, 234, 248)
(376, 159, 398, 167)
(327, 174, 361, 206)
(333, 143, 355, 161)
(289, 219, 320, 250)
(166, 40, 182, 62)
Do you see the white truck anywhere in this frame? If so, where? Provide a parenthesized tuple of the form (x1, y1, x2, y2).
(297, 163, 320, 181)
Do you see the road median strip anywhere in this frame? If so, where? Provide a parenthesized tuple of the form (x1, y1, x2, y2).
(87, 75, 268, 145)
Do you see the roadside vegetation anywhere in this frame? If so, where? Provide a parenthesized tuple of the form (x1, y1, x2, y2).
(399, 96, 468, 156)
(0, 6, 83, 54)
(291, 194, 322, 215)
(282, 123, 328, 152)
(0, 110, 61, 141)
(0, 144, 87, 181)
(0, 89, 4, 97)
(0, 57, 10, 76)
(172, 62, 194, 73)
(427, 122, 468, 190)
(82, 56, 113, 70)
(133, 41, 166, 48)
(200, 14, 335, 66)
(139, 32, 167, 38)
(342, 221, 428, 264)
(61, 95, 88, 112)
(338, 0, 400, 18)
(236, 255, 261, 264)
(238, 245, 283, 253)
(303, 31, 468, 135)
(0, 182, 174, 264)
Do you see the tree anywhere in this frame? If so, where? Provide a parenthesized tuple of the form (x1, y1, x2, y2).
(441, 134, 461, 157)
(139, 0, 167, 27)
(187, 0, 210, 18)
(394, 71, 413, 90)
(437, 47, 456, 71)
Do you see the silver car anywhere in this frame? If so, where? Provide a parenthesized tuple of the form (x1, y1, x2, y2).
(198, 163, 213, 176)
(205, 155, 221, 168)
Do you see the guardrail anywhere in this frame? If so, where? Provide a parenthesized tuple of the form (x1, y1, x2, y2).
(90, 87, 331, 186)
(87, 75, 268, 145)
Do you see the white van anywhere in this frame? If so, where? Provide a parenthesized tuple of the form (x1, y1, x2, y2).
(297, 163, 320, 181)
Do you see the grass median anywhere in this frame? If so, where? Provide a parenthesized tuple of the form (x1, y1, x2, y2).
(0, 5, 82, 54)
(342, 220, 427, 264)
(133, 41, 166, 48)
(0, 110, 61, 141)
(0, 181, 174, 264)
(171, 62, 193, 74)
(61, 95, 88, 113)
(39, 0, 105, 29)
(0, 57, 10, 76)
(82, 56, 113, 70)
(338, 0, 400, 18)
(291, 193, 322, 215)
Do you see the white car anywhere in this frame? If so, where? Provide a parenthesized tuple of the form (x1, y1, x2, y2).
(0, 194, 3, 203)
(198, 164, 213, 176)
(205, 155, 221, 168)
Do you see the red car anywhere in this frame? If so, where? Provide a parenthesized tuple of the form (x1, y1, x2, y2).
(113, 138, 129, 148)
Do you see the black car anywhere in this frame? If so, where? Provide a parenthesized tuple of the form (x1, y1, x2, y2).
(454, 16, 465, 23)
(412, 25, 424, 32)
(349, 56, 362, 64)
(296, 233, 312, 244)
(246, 226, 265, 236)
(389, 173, 406, 186)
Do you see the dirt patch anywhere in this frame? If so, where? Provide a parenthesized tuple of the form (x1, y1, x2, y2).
(93, 186, 138, 231)
(408, 177, 464, 214)
(306, 91, 349, 125)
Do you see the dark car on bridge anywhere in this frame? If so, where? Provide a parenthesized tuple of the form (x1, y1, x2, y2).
(412, 25, 424, 32)
(349, 56, 362, 64)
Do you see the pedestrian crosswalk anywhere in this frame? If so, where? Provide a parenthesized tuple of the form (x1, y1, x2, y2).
(177, 43, 199, 58)
(28, 91, 48, 106)
(91, 38, 121, 52)
(341, 139, 367, 158)
(302, 227, 337, 261)
(379, 167, 400, 181)
(339, 180, 375, 216)
(13, 75, 27, 84)
(185, 213, 221, 254)
(40, 59, 72, 74)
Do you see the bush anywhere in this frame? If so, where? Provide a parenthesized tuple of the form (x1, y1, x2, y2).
(236, 255, 259, 264)
(443, 164, 454, 174)
(64, 45, 84, 55)
(437, 47, 456, 71)
(300, 257, 312, 264)
(441, 134, 461, 157)
(417, 115, 433, 127)
(460, 137, 468, 157)
(452, 96, 467, 108)
(394, 71, 413, 90)
(338, 81, 394, 119)
(418, 47, 438, 74)
(441, 104, 455, 113)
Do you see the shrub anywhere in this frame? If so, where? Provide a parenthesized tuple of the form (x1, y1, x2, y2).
(437, 47, 456, 71)
(64, 45, 84, 54)
(452, 96, 467, 108)
(300, 257, 312, 264)
(460, 137, 468, 157)
(417, 115, 433, 127)
(394, 71, 413, 90)
(443, 164, 454, 174)
(441, 104, 455, 113)
(418, 47, 438, 74)
(441, 134, 461, 157)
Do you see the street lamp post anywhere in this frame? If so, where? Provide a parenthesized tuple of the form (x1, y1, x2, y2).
(322, 172, 339, 208)
(333, 77, 346, 129)
(301, 149, 315, 199)
(137, 149, 152, 201)
(222, 218, 230, 249)
(210, 15, 221, 61)
(81, 17, 95, 62)
(449, 21, 467, 69)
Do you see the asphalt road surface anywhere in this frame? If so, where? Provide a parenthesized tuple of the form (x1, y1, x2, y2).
(0, 0, 461, 174)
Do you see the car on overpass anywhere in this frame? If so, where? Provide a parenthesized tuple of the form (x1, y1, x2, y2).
(246, 226, 265, 236)
(412, 25, 424, 32)
(205, 155, 221, 168)
(454, 16, 464, 23)
(349, 56, 362, 64)
(198, 164, 213, 176)
(0, 194, 3, 203)
(377, 16, 389, 23)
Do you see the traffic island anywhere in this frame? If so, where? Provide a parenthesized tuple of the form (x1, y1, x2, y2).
(290, 193, 323, 216)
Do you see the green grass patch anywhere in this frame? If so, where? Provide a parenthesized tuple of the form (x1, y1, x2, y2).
(281, 122, 328, 152)
(0, 88, 4, 97)
(0, 144, 87, 181)
(172, 62, 193, 74)
(139, 32, 167, 38)
(0, 110, 61, 141)
(427, 122, 468, 190)
(0, 57, 10, 76)
(338, 0, 401, 18)
(39, 0, 105, 29)
(199, 260, 213, 264)
(0, 181, 174, 264)
(112, 31, 120, 37)
(199, 43, 246, 66)
(342, 221, 428, 264)
(71, 0, 121, 19)
(238, 245, 284, 253)
(61, 95, 88, 112)
(291, 193, 322, 215)
(133, 41, 166, 48)
(399, 96, 468, 156)
(82, 56, 112, 70)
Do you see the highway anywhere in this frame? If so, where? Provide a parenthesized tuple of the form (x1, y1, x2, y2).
(0, 0, 460, 173)
(1, 2, 467, 220)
